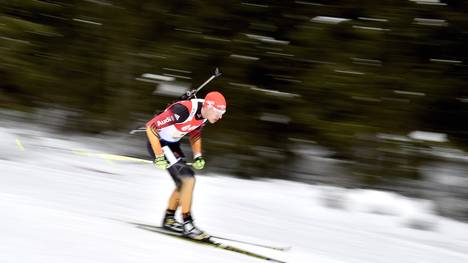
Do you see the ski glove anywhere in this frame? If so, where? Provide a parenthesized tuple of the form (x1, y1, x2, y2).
(192, 156, 205, 170)
(154, 155, 169, 169)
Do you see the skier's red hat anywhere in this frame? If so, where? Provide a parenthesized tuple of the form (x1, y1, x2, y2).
(203, 91, 226, 112)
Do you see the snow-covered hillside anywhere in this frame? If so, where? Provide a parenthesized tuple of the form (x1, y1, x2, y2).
(1, 123, 468, 263)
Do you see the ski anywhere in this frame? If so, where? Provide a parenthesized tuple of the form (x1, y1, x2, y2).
(130, 222, 288, 251)
(130, 222, 287, 263)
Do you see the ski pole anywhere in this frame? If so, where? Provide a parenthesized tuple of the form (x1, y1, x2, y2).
(73, 150, 193, 166)
(210, 235, 291, 251)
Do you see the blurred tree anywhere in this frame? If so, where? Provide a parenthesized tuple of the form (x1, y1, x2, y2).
(0, 0, 62, 109)
(1, 0, 468, 183)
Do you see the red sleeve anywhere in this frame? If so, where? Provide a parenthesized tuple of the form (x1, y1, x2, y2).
(146, 110, 177, 130)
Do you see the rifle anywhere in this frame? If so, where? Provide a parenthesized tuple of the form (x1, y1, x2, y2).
(129, 68, 222, 134)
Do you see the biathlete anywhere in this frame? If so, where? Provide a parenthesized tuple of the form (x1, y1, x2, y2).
(145, 91, 226, 240)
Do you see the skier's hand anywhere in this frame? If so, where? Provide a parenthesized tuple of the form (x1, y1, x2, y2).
(192, 156, 205, 170)
(154, 155, 169, 169)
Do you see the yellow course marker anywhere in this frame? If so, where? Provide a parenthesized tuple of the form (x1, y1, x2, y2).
(16, 139, 25, 151)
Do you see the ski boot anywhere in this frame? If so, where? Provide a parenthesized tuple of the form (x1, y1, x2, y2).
(162, 214, 183, 233)
(183, 220, 210, 240)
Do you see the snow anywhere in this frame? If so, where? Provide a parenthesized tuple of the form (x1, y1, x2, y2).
(1, 123, 468, 263)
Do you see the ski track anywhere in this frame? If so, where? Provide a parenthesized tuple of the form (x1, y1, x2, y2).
(1, 124, 468, 263)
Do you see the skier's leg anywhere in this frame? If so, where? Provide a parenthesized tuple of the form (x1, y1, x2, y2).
(163, 145, 192, 232)
(159, 140, 183, 212)
(179, 176, 209, 239)
(158, 142, 206, 238)
(180, 177, 195, 214)
(167, 188, 180, 211)
(150, 140, 185, 232)
(166, 162, 207, 239)
(161, 185, 183, 232)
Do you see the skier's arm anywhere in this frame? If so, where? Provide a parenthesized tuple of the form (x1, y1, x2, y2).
(146, 127, 163, 156)
(145, 110, 177, 156)
(189, 127, 202, 158)
(189, 127, 205, 169)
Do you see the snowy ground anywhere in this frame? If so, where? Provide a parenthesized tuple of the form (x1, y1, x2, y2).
(1, 123, 468, 263)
